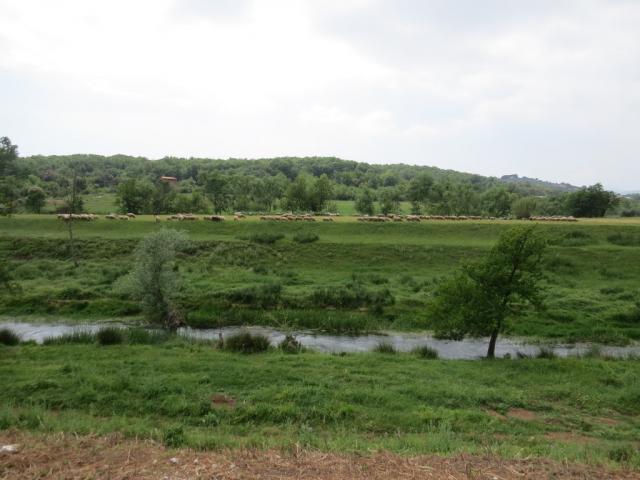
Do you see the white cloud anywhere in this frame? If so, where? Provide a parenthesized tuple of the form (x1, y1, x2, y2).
(0, 0, 639, 189)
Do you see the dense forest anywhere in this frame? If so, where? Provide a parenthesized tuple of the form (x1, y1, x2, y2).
(1, 136, 636, 218)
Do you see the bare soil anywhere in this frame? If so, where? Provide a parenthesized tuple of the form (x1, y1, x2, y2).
(1, 431, 639, 480)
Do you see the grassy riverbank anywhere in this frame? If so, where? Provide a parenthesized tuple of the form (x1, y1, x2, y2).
(1, 341, 639, 468)
(1, 215, 639, 341)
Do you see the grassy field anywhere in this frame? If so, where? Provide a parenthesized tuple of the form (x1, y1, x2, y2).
(0, 341, 639, 468)
(1, 215, 639, 341)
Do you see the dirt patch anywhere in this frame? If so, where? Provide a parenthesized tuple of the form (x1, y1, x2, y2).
(1, 431, 639, 480)
(594, 417, 624, 426)
(544, 432, 597, 445)
(507, 408, 539, 421)
(211, 393, 236, 409)
(485, 409, 507, 421)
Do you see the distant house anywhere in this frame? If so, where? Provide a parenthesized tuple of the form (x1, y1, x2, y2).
(160, 176, 178, 187)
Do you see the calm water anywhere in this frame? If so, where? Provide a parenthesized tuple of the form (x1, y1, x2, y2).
(2, 321, 639, 359)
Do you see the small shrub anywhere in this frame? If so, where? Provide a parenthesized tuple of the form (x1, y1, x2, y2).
(0, 328, 20, 346)
(242, 232, 284, 245)
(308, 281, 394, 313)
(607, 233, 640, 247)
(412, 345, 439, 359)
(621, 209, 640, 217)
(225, 282, 282, 308)
(292, 232, 319, 244)
(373, 341, 396, 354)
(608, 445, 635, 463)
(536, 347, 557, 359)
(162, 425, 185, 448)
(96, 327, 124, 346)
(279, 334, 302, 353)
(224, 331, 270, 353)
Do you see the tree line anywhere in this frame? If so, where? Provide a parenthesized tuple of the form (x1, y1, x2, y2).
(0, 136, 631, 218)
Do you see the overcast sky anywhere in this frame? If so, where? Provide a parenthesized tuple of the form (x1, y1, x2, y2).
(1, 1, 639, 190)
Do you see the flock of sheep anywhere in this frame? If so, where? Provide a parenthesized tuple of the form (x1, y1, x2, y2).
(56, 212, 578, 223)
(259, 214, 336, 222)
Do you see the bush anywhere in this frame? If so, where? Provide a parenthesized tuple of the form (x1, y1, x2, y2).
(608, 445, 635, 463)
(412, 345, 439, 359)
(0, 328, 20, 346)
(162, 425, 185, 448)
(224, 331, 270, 353)
(536, 347, 557, 359)
(607, 233, 640, 247)
(279, 334, 302, 353)
(292, 232, 319, 244)
(225, 282, 282, 308)
(96, 327, 124, 346)
(621, 209, 640, 217)
(308, 281, 394, 314)
(373, 342, 396, 354)
(243, 232, 284, 245)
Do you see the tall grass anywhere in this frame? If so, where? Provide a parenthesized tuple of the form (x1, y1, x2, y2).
(0, 328, 20, 346)
(223, 331, 271, 353)
(373, 342, 397, 354)
(412, 345, 439, 359)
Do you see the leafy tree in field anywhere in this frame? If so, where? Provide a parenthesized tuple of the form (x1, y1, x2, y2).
(379, 187, 401, 215)
(0, 136, 19, 178)
(120, 229, 189, 329)
(24, 186, 46, 213)
(116, 178, 153, 214)
(566, 183, 618, 217)
(203, 172, 231, 213)
(310, 174, 333, 212)
(482, 186, 513, 217)
(284, 175, 310, 212)
(428, 226, 547, 358)
(446, 183, 479, 215)
(512, 197, 537, 219)
(0, 137, 21, 215)
(151, 181, 176, 214)
(355, 187, 375, 216)
(407, 173, 434, 214)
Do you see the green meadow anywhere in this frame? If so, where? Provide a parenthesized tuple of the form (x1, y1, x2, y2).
(1, 215, 639, 342)
(1, 340, 639, 467)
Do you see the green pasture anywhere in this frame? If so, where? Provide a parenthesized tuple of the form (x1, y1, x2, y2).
(0, 342, 638, 467)
(1, 215, 639, 341)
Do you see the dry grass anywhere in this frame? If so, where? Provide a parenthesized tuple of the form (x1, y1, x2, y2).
(1, 431, 638, 480)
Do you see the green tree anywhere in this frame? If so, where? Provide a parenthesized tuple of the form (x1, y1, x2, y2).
(407, 173, 434, 214)
(355, 188, 375, 216)
(482, 186, 513, 217)
(446, 183, 479, 215)
(151, 181, 176, 214)
(428, 226, 547, 358)
(310, 174, 333, 212)
(24, 186, 46, 213)
(120, 229, 189, 329)
(116, 179, 153, 214)
(0, 136, 19, 178)
(566, 183, 618, 217)
(0, 137, 21, 216)
(511, 197, 537, 219)
(203, 172, 231, 213)
(379, 187, 401, 215)
(284, 175, 310, 212)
